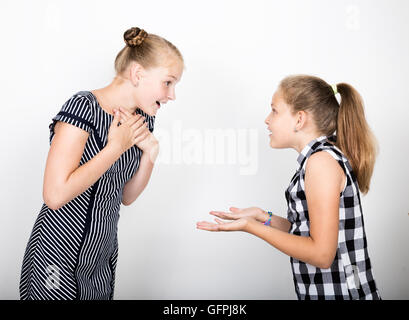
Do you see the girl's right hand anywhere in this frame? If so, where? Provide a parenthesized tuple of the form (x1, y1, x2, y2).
(107, 110, 150, 153)
(210, 206, 271, 223)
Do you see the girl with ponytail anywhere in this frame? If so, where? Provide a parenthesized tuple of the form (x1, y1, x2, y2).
(197, 75, 381, 300)
(20, 27, 184, 300)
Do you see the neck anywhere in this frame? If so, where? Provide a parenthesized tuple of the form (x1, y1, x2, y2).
(292, 132, 323, 154)
(93, 76, 140, 115)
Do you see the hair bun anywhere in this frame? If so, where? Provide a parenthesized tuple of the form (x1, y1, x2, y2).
(124, 27, 148, 47)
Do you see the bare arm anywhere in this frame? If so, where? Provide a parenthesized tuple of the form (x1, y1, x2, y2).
(43, 111, 147, 210)
(198, 151, 344, 269)
(246, 152, 343, 268)
(122, 151, 155, 205)
(43, 121, 123, 210)
(245, 220, 322, 265)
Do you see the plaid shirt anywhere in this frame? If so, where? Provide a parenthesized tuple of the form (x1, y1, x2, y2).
(285, 135, 381, 300)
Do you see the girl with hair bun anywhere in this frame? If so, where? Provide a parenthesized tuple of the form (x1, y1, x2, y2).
(197, 75, 381, 300)
(20, 27, 184, 300)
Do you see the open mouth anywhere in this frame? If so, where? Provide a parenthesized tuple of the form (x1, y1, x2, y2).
(156, 101, 161, 108)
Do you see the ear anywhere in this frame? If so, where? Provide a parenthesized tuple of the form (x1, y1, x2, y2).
(294, 110, 308, 131)
(129, 62, 144, 87)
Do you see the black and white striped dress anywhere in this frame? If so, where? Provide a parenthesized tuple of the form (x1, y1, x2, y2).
(20, 91, 155, 300)
(286, 135, 381, 300)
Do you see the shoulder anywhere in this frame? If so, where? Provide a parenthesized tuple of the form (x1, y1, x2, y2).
(304, 151, 345, 193)
(50, 91, 95, 136)
(306, 151, 343, 177)
(62, 91, 92, 109)
(308, 150, 339, 167)
(60, 92, 94, 120)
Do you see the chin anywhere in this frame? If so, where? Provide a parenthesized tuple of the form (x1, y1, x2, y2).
(269, 142, 279, 149)
(269, 138, 286, 149)
(139, 106, 157, 116)
(269, 137, 277, 149)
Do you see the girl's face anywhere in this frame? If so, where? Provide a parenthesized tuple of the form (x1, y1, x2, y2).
(265, 90, 299, 149)
(132, 59, 183, 116)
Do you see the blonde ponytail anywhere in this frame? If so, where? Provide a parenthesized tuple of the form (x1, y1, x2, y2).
(336, 83, 378, 194)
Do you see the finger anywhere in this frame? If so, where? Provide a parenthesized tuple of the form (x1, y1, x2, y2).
(130, 116, 147, 131)
(122, 109, 142, 124)
(128, 115, 144, 127)
(196, 225, 218, 231)
(117, 108, 130, 119)
(120, 110, 141, 124)
(119, 113, 128, 124)
(196, 221, 220, 231)
(210, 211, 231, 216)
(214, 218, 226, 224)
(134, 131, 150, 144)
(126, 114, 144, 128)
(111, 110, 121, 126)
(134, 133, 149, 146)
(132, 125, 147, 140)
(119, 106, 134, 117)
(210, 211, 234, 220)
(133, 125, 149, 140)
(212, 211, 240, 220)
(203, 221, 230, 232)
(229, 207, 241, 212)
(197, 221, 218, 227)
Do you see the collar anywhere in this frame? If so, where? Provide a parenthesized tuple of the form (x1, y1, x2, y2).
(296, 135, 336, 168)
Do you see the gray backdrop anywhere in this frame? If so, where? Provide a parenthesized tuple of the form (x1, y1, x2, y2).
(1, 0, 408, 299)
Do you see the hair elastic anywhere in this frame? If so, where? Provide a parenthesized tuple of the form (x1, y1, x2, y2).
(331, 84, 338, 95)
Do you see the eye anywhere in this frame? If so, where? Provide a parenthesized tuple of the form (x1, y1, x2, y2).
(165, 81, 172, 86)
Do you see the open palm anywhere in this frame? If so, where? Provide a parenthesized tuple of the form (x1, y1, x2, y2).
(196, 216, 253, 232)
(209, 206, 267, 223)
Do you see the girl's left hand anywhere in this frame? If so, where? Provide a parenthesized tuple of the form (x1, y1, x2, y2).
(196, 216, 254, 232)
(116, 107, 159, 161)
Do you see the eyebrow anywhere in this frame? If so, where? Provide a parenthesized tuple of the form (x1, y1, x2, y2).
(168, 75, 177, 80)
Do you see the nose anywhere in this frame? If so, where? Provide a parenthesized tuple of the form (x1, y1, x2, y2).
(264, 116, 269, 125)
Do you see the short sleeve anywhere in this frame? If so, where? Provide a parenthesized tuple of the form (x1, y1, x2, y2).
(49, 94, 94, 143)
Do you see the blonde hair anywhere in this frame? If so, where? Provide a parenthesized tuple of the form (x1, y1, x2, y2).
(114, 27, 184, 74)
(279, 75, 378, 194)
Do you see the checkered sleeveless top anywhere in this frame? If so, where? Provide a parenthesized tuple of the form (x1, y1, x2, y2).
(285, 135, 381, 300)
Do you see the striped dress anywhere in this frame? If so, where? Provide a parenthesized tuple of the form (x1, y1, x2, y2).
(20, 91, 155, 300)
(286, 135, 381, 300)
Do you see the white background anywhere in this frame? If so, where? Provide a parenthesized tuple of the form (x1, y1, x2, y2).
(0, 0, 408, 299)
